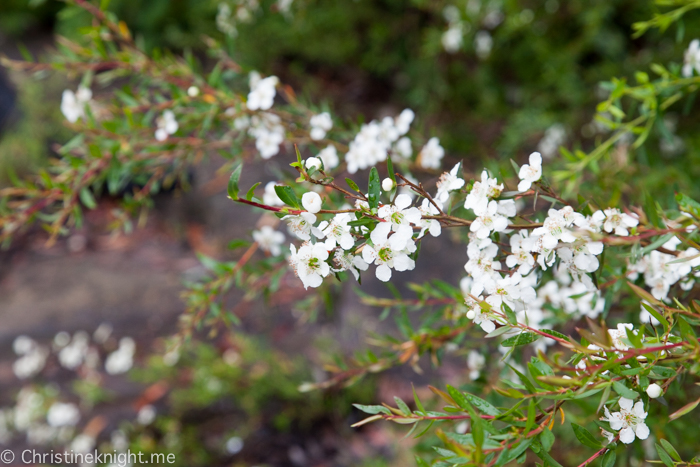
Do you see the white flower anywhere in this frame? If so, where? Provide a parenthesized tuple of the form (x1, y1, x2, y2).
(305, 156, 322, 171)
(246, 75, 278, 110)
(464, 241, 500, 284)
(187, 86, 200, 97)
(310, 112, 333, 140)
(377, 116, 400, 145)
(362, 222, 416, 282)
(464, 170, 503, 211)
(47, 402, 80, 428)
(467, 351, 485, 380)
(331, 249, 369, 280)
(474, 30, 493, 59)
(646, 383, 662, 399)
(601, 397, 649, 444)
(506, 231, 536, 274)
(608, 323, 635, 351)
(155, 110, 178, 141)
(484, 274, 525, 310)
(395, 109, 415, 135)
(13, 346, 48, 379)
(105, 337, 135, 375)
(377, 194, 421, 250)
(470, 199, 508, 239)
(283, 212, 324, 241)
(532, 207, 580, 249)
(318, 145, 339, 169)
(596, 208, 639, 236)
(683, 39, 700, 77)
(393, 137, 413, 159)
(417, 198, 442, 238)
(537, 124, 566, 159)
(252, 226, 285, 256)
(263, 182, 284, 206)
(442, 24, 464, 53)
(137, 405, 156, 425)
(517, 152, 542, 192)
(436, 163, 465, 202)
(61, 86, 92, 123)
(418, 137, 444, 169)
(58, 331, 90, 370)
(382, 178, 395, 192)
(254, 127, 284, 159)
(288, 242, 330, 288)
(465, 294, 498, 333)
(319, 213, 354, 250)
(302, 192, 323, 214)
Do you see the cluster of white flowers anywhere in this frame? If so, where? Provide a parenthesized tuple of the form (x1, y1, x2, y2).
(61, 86, 93, 123)
(246, 73, 278, 111)
(418, 137, 445, 170)
(105, 337, 136, 375)
(155, 110, 178, 141)
(442, 5, 467, 53)
(12, 336, 49, 380)
(345, 109, 415, 173)
(682, 39, 700, 77)
(216, 0, 260, 37)
(309, 112, 333, 140)
(248, 113, 285, 158)
(628, 236, 700, 302)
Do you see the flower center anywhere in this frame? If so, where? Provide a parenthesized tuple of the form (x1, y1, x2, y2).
(378, 247, 393, 262)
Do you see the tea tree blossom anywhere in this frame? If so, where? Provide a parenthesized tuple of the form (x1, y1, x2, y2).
(61, 86, 92, 123)
(331, 249, 369, 280)
(506, 231, 536, 274)
(47, 402, 80, 428)
(305, 156, 322, 171)
(263, 182, 284, 206)
(252, 226, 285, 256)
(302, 191, 323, 214)
(393, 137, 412, 160)
(517, 151, 542, 192)
(436, 163, 465, 202)
(105, 337, 135, 375)
(464, 242, 500, 284)
(319, 214, 354, 250)
(474, 31, 493, 59)
(288, 242, 331, 288)
(155, 110, 178, 141)
(442, 23, 464, 53)
(601, 398, 649, 444)
(310, 112, 333, 140)
(608, 323, 635, 351)
(532, 207, 581, 249)
(596, 208, 639, 236)
(362, 222, 416, 282)
(465, 294, 499, 333)
(470, 199, 509, 239)
(417, 198, 442, 238)
(682, 39, 700, 77)
(377, 194, 421, 250)
(283, 212, 323, 241)
(395, 109, 415, 135)
(467, 351, 485, 380)
(381, 178, 395, 192)
(646, 383, 662, 399)
(247, 75, 278, 110)
(464, 170, 503, 210)
(418, 137, 445, 169)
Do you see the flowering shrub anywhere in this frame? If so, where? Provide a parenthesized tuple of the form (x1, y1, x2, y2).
(3, 0, 700, 465)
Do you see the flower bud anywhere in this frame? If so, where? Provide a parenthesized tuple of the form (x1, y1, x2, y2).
(305, 157, 322, 171)
(646, 383, 662, 398)
(382, 177, 395, 192)
(187, 86, 200, 97)
(302, 192, 322, 214)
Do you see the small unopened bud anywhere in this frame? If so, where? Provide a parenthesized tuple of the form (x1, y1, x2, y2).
(187, 86, 200, 97)
(302, 192, 322, 214)
(646, 383, 662, 398)
(382, 177, 395, 192)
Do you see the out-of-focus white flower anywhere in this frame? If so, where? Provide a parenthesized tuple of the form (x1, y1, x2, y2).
(249, 112, 285, 159)
(517, 152, 542, 192)
(155, 110, 178, 141)
(318, 145, 339, 170)
(263, 182, 284, 207)
(61, 86, 92, 123)
(105, 337, 135, 375)
(93, 323, 113, 344)
(683, 39, 700, 77)
(137, 405, 156, 425)
(537, 124, 566, 159)
(187, 86, 200, 97)
(247, 75, 278, 111)
(302, 192, 323, 214)
(310, 112, 333, 140)
(71, 434, 96, 454)
(418, 137, 444, 169)
(288, 242, 330, 289)
(47, 402, 80, 428)
(13, 344, 49, 380)
(283, 212, 323, 241)
(253, 226, 285, 256)
(467, 351, 485, 380)
(474, 31, 493, 59)
(601, 397, 649, 444)
(393, 136, 413, 160)
(442, 23, 464, 53)
(395, 109, 415, 136)
(226, 436, 244, 455)
(58, 331, 90, 370)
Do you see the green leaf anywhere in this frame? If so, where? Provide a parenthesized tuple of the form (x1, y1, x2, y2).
(659, 439, 682, 462)
(571, 423, 602, 450)
(676, 193, 700, 218)
(540, 427, 555, 452)
(641, 303, 669, 333)
(465, 393, 501, 416)
(387, 156, 396, 184)
(525, 399, 536, 435)
(345, 178, 361, 192)
(655, 444, 675, 467)
(601, 449, 616, 467)
(368, 167, 381, 210)
(79, 188, 97, 209)
(503, 303, 517, 325)
(245, 182, 261, 201)
(274, 185, 301, 209)
(645, 192, 663, 228)
(394, 397, 411, 416)
(414, 456, 430, 467)
(501, 332, 540, 347)
(227, 164, 243, 200)
(412, 384, 426, 414)
(627, 281, 662, 307)
(352, 404, 391, 415)
(669, 397, 700, 420)
(538, 329, 571, 342)
(612, 381, 639, 400)
(227, 240, 250, 250)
